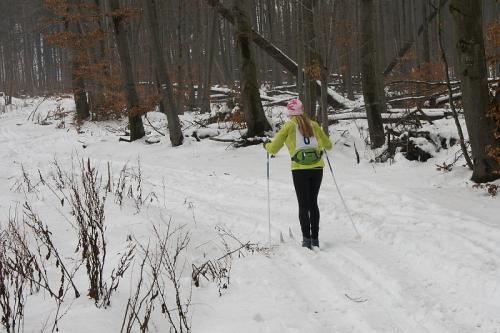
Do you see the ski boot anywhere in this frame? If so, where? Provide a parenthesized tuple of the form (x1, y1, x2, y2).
(311, 239, 319, 248)
(302, 237, 312, 249)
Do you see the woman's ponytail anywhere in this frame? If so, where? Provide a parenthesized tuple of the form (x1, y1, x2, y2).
(292, 115, 314, 138)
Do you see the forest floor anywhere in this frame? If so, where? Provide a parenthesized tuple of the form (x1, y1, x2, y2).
(1, 96, 499, 333)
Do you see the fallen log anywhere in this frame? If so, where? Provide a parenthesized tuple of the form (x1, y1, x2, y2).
(209, 87, 290, 105)
(386, 79, 456, 87)
(387, 86, 460, 107)
(209, 136, 267, 147)
(262, 98, 294, 107)
(386, 78, 498, 107)
(377, 128, 459, 163)
(329, 109, 454, 124)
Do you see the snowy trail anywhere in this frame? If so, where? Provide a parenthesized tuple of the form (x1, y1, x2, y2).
(1, 100, 499, 332)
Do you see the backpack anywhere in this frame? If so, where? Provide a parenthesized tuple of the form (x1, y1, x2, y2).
(291, 124, 322, 165)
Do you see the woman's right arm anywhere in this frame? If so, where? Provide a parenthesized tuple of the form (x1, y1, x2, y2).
(265, 122, 292, 155)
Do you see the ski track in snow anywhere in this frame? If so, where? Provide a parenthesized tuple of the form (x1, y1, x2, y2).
(1, 99, 499, 333)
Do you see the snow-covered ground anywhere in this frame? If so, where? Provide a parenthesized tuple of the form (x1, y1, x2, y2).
(1, 97, 499, 333)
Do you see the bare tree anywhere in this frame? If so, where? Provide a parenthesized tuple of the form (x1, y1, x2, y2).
(360, 0, 385, 148)
(64, 1, 90, 120)
(232, 0, 271, 137)
(450, 0, 500, 182)
(437, 0, 473, 170)
(109, 0, 145, 141)
(142, 0, 184, 146)
(336, 0, 355, 100)
(301, 0, 319, 118)
(201, 11, 218, 114)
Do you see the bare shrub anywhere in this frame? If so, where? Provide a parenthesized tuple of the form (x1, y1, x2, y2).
(7, 156, 170, 331)
(17, 158, 136, 312)
(116, 161, 144, 210)
(114, 160, 158, 212)
(21, 202, 83, 332)
(122, 221, 191, 333)
(17, 158, 147, 309)
(120, 244, 155, 333)
(192, 227, 261, 296)
(22, 202, 80, 299)
(0, 207, 77, 333)
(435, 162, 453, 172)
(152, 224, 191, 333)
(69, 158, 107, 303)
(114, 163, 128, 207)
(50, 158, 67, 190)
(101, 237, 136, 308)
(0, 215, 35, 333)
(11, 165, 41, 194)
(191, 258, 231, 297)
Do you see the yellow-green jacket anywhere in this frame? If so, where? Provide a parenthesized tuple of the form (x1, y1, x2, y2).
(265, 118, 333, 170)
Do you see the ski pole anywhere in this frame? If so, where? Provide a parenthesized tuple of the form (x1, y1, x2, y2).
(266, 152, 272, 248)
(323, 149, 362, 239)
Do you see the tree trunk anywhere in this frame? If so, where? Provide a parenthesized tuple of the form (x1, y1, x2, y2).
(315, 0, 330, 133)
(232, 0, 271, 137)
(437, 0, 473, 170)
(302, 0, 318, 118)
(87, 0, 109, 118)
(266, 0, 280, 86)
(225, 20, 235, 83)
(142, 0, 184, 146)
(201, 11, 217, 114)
(109, 0, 145, 141)
(337, 0, 355, 100)
(72, 60, 91, 119)
(63, 4, 90, 120)
(421, 0, 431, 65)
(22, 7, 34, 96)
(176, 0, 184, 113)
(283, 0, 294, 85)
(319, 64, 329, 134)
(450, 0, 500, 182)
(360, 0, 385, 149)
(218, 19, 233, 84)
(296, 0, 304, 101)
(35, 33, 44, 92)
(377, 0, 386, 71)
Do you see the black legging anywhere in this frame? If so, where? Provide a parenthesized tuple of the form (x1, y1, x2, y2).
(292, 168, 323, 239)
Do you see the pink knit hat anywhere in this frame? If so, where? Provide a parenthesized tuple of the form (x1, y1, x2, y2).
(286, 99, 304, 116)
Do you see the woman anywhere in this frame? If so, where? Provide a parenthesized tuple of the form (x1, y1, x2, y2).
(264, 99, 332, 249)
